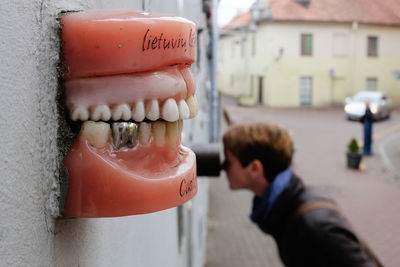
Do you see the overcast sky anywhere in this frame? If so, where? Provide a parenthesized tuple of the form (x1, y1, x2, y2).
(218, 0, 255, 27)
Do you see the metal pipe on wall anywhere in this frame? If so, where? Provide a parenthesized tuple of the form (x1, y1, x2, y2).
(209, 0, 219, 143)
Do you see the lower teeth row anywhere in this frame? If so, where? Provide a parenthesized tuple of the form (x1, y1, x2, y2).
(80, 120, 182, 149)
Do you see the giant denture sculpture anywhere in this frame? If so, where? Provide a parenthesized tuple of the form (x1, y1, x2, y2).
(60, 10, 198, 218)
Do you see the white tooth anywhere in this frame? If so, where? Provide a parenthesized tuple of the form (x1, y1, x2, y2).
(153, 121, 166, 147)
(138, 122, 152, 145)
(112, 104, 131, 121)
(186, 95, 198, 118)
(70, 106, 89, 121)
(79, 121, 111, 148)
(178, 99, 190, 120)
(162, 98, 179, 122)
(91, 104, 111, 121)
(166, 121, 180, 147)
(132, 101, 145, 122)
(145, 99, 160, 121)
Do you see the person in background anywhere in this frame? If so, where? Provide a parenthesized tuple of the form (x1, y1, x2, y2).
(360, 100, 375, 155)
(221, 122, 379, 267)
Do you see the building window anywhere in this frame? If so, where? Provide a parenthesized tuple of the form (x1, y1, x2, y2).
(366, 78, 377, 91)
(301, 34, 312, 56)
(300, 77, 312, 105)
(367, 36, 378, 57)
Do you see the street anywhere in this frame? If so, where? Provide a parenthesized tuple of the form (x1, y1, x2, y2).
(205, 102, 400, 267)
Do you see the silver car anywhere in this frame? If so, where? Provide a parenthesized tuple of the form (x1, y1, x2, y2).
(344, 91, 392, 120)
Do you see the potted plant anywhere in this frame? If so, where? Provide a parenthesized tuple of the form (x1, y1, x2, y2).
(347, 138, 362, 169)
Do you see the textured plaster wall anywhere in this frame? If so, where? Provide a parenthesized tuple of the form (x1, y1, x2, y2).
(0, 0, 210, 266)
(0, 0, 71, 265)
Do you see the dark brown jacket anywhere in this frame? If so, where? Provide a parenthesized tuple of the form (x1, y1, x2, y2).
(260, 174, 376, 267)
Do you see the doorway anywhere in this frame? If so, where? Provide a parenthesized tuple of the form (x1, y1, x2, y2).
(300, 76, 312, 106)
(258, 76, 263, 104)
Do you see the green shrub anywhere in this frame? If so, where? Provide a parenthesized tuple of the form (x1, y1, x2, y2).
(348, 138, 359, 153)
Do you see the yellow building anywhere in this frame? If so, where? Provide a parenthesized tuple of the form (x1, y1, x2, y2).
(218, 0, 400, 107)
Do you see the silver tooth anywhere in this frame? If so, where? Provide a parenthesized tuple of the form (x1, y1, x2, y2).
(112, 122, 138, 149)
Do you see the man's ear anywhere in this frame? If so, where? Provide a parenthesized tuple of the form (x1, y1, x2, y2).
(247, 159, 264, 179)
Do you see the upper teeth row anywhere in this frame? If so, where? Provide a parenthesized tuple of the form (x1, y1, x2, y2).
(70, 95, 198, 122)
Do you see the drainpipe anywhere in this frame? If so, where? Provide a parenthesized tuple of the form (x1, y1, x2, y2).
(209, 0, 219, 142)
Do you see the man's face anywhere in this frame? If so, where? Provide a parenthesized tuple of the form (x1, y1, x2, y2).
(222, 150, 251, 190)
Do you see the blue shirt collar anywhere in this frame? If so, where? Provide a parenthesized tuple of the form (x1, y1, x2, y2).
(250, 169, 292, 231)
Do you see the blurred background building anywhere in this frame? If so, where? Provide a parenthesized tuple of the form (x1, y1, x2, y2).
(218, 0, 400, 107)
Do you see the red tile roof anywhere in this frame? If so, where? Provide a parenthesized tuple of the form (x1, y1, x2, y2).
(221, 0, 400, 33)
(270, 0, 400, 25)
(220, 12, 251, 33)
(378, 0, 400, 19)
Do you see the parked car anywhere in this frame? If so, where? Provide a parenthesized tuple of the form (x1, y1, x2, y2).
(344, 91, 392, 121)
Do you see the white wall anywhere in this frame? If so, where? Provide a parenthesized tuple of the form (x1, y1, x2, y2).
(218, 21, 400, 107)
(0, 0, 210, 266)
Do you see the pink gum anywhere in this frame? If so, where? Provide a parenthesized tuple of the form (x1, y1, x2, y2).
(63, 140, 197, 218)
(65, 66, 196, 109)
(61, 10, 196, 79)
